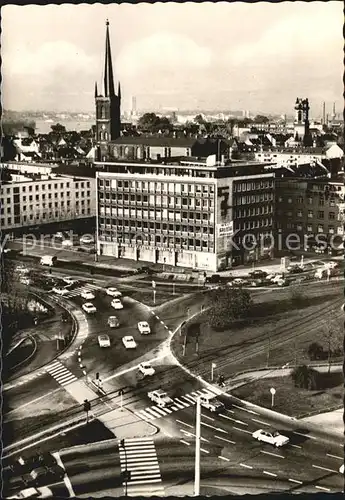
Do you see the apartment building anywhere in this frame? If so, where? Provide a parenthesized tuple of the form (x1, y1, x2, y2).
(95, 159, 275, 271)
(276, 176, 344, 253)
(0, 172, 96, 233)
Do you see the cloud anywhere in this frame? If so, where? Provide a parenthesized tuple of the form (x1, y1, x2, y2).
(4, 41, 95, 81)
(116, 32, 212, 77)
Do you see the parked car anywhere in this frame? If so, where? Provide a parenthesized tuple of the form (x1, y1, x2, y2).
(229, 278, 246, 286)
(122, 336, 137, 349)
(271, 274, 284, 283)
(205, 274, 221, 284)
(287, 265, 303, 274)
(106, 287, 122, 298)
(324, 260, 339, 269)
(61, 277, 77, 286)
(52, 287, 69, 296)
(80, 290, 95, 301)
(82, 302, 97, 314)
(79, 234, 94, 245)
(22, 465, 65, 488)
(111, 298, 123, 310)
(249, 270, 267, 279)
(98, 334, 111, 348)
(252, 429, 289, 447)
(61, 240, 74, 248)
(276, 279, 288, 287)
(7, 486, 53, 499)
(107, 316, 120, 328)
(138, 362, 155, 377)
(137, 321, 151, 335)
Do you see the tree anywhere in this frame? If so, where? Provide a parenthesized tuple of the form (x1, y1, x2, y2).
(50, 123, 66, 134)
(194, 114, 206, 125)
(321, 320, 343, 373)
(307, 342, 324, 361)
(291, 365, 318, 390)
(137, 113, 172, 133)
(254, 115, 269, 123)
(207, 287, 253, 330)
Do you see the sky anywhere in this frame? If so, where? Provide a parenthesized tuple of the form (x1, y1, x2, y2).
(1, 1, 343, 116)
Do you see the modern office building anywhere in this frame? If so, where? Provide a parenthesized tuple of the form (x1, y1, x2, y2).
(0, 172, 96, 234)
(95, 158, 275, 271)
(276, 176, 344, 253)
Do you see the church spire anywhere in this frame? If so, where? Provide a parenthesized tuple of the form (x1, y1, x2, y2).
(118, 82, 121, 100)
(94, 81, 98, 98)
(104, 19, 115, 97)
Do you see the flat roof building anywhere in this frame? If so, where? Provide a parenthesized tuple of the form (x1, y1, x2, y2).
(95, 158, 276, 271)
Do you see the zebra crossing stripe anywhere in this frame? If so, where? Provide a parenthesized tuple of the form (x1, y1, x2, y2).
(150, 406, 168, 416)
(174, 397, 190, 408)
(182, 394, 196, 404)
(134, 411, 150, 421)
(144, 408, 164, 419)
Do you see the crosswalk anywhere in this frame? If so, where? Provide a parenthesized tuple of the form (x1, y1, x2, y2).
(53, 283, 100, 299)
(45, 360, 78, 387)
(118, 438, 164, 497)
(133, 387, 219, 422)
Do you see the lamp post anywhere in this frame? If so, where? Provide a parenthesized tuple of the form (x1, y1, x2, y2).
(194, 396, 201, 496)
(211, 362, 216, 382)
(270, 387, 276, 407)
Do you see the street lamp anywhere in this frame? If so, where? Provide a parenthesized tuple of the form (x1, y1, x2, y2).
(194, 396, 201, 496)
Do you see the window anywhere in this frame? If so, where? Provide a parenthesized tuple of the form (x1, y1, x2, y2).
(329, 226, 335, 234)
(307, 224, 312, 232)
(329, 212, 335, 220)
(308, 210, 313, 218)
(317, 224, 323, 233)
(297, 210, 302, 217)
(308, 197, 313, 205)
(317, 211, 324, 219)
(287, 198, 292, 204)
(319, 198, 324, 206)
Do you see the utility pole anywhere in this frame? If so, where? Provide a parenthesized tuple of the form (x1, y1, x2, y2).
(172, 282, 175, 295)
(211, 362, 216, 382)
(194, 397, 201, 496)
(152, 280, 156, 305)
(119, 388, 124, 411)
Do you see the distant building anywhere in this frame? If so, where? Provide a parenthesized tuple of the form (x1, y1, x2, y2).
(95, 158, 275, 271)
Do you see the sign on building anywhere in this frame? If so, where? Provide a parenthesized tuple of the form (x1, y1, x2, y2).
(217, 222, 234, 238)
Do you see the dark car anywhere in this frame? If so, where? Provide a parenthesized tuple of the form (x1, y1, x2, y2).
(22, 465, 65, 488)
(205, 274, 221, 284)
(249, 270, 268, 279)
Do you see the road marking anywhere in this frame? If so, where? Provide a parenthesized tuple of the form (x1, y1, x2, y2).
(315, 486, 330, 492)
(251, 418, 269, 426)
(233, 404, 257, 415)
(176, 419, 193, 428)
(312, 464, 337, 474)
(182, 394, 196, 404)
(200, 421, 227, 434)
(174, 398, 190, 408)
(202, 414, 215, 422)
(260, 450, 285, 459)
(52, 451, 75, 497)
(215, 435, 236, 445)
(225, 408, 235, 414)
(327, 454, 343, 460)
(263, 471, 277, 477)
(160, 320, 165, 325)
(233, 427, 252, 434)
(218, 456, 230, 462)
(180, 439, 190, 446)
(180, 429, 210, 443)
(220, 414, 247, 425)
(201, 448, 209, 454)
(240, 463, 252, 469)
(288, 478, 303, 484)
(291, 444, 302, 449)
(82, 370, 87, 375)
(162, 430, 173, 438)
(293, 431, 316, 440)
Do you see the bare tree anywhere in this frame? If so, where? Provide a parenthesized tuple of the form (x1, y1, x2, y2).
(321, 320, 343, 373)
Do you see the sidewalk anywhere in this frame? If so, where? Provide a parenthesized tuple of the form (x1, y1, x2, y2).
(301, 408, 344, 434)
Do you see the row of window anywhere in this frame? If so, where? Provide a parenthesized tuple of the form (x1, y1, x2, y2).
(99, 208, 214, 223)
(1, 208, 91, 226)
(99, 179, 215, 195)
(98, 220, 215, 235)
(235, 206, 273, 217)
(233, 180, 274, 192)
(97, 165, 215, 179)
(284, 223, 341, 234)
(279, 196, 338, 206)
(235, 194, 274, 204)
(99, 193, 214, 209)
(98, 231, 214, 250)
(234, 218, 273, 230)
(1, 191, 91, 204)
(2, 199, 89, 215)
(0, 181, 90, 195)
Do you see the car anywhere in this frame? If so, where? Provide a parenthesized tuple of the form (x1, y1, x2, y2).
(205, 274, 221, 284)
(138, 362, 155, 377)
(61, 240, 74, 248)
(339, 464, 344, 474)
(266, 274, 276, 281)
(230, 278, 246, 286)
(111, 298, 123, 310)
(324, 260, 339, 269)
(252, 429, 289, 447)
(54, 232, 64, 239)
(106, 287, 122, 298)
(7, 487, 53, 499)
(82, 302, 97, 314)
(20, 277, 31, 286)
(271, 274, 284, 283)
(80, 234, 95, 245)
(137, 321, 151, 335)
(98, 334, 111, 347)
(122, 336, 137, 349)
(287, 265, 303, 274)
(80, 289, 95, 300)
(276, 279, 288, 287)
(249, 270, 267, 279)
(22, 465, 65, 487)
(52, 287, 69, 296)
(61, 276, 77, 286)
(107, 315, 120, 328)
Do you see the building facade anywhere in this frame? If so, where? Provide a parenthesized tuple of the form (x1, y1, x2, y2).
(276, 177, 344, 253)
(0, 173, 96, 232)
(95, 159, 275, 271)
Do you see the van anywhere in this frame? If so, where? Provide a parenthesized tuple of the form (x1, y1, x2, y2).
(40, 255, 57, 267)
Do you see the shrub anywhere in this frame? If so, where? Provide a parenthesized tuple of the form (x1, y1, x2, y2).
(307, 342, 324, 361)
(208, 287, 253, 330)
(291, 364, 318, 390)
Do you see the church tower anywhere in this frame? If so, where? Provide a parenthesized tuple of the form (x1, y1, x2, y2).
(95, 20, 121, 145)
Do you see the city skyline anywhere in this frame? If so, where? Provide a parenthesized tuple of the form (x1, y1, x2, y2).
(2, 1, 343, 115)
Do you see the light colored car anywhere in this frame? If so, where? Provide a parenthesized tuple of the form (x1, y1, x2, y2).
(80, 234, 94, 245)
(98, 334, 111, 347)
(20, 277, 31, 285)
(324, 260, 339, 269)
(7, 487, 53, 499)
(252, 429, 289, 447)
(52, 287, 69, 296)
(82, 302, 97, 314)
(230, 278, 246, 286)
(339, 464, 344, 474)
(108, 315, 120, 328)
(61, 239, 74, 247)
(62, 276, 77, 286)
(106, 287, 122, 298)
(80, 289, 95, 300)
(122, 336, 137, 349)
(266, 274, 276, 281)
(138, 321, 151, 335)
(271, 274, 284, 283)
(138, 362, 155, 376)
(111, 298, 123, 310)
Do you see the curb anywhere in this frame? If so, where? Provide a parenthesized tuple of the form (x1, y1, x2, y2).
(9, 335, 38, 371)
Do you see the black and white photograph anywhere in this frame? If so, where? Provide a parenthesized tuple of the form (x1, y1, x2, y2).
(1, 0, 344, 497)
